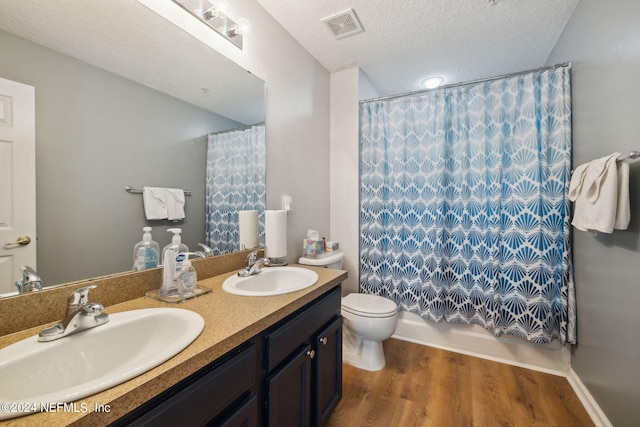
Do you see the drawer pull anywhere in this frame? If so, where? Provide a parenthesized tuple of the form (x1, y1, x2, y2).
(319, 336, 328, 346)
(307, 349, 316, 359)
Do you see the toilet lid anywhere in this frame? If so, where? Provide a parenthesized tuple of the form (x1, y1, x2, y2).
(342, 293, 397, 317)
(298, 250, 344, 266)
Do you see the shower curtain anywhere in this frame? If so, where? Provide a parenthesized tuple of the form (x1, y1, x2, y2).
(206, 124, 265, 254)
(359, 66, 575, 344)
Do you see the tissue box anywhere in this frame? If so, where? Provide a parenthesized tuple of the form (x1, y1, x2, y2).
(302, 239, 325, 258)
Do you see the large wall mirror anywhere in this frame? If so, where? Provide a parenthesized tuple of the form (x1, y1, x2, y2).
(0, 0, 266, 295)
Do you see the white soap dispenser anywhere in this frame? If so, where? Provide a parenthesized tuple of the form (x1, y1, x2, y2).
(160, 228, 189, 297)
(176, 252, 197, 298)
(133, 227, 160, 271)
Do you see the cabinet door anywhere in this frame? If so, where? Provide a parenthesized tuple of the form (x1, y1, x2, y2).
(266, 344, 313, 427)
(215, 394, 258, 427)
(314, 317, 342, 427)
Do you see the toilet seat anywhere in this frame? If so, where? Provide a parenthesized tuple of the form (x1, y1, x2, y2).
(342, 293, 397, 318)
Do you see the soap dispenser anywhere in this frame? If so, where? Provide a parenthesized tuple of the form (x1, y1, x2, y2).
(160, 228, 189, 297)
(133, 227, 160, 271)
(176, 252, 197, 298)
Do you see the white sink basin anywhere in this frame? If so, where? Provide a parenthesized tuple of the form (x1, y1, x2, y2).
(222, 266, 319, 296)
(0, 308, 204, 420)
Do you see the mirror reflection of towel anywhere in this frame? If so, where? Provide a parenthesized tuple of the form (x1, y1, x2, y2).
(142, 187, 186, 220)
(143, 187, 167, 220)
(166, 188, 185, 221)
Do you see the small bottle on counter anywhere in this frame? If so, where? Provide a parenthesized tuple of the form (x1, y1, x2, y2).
(176, 253, 197, 298)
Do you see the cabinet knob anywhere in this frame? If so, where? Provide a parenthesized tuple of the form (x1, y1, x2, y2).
(307, 349, 316, 359)
(319, 336, 328, 346)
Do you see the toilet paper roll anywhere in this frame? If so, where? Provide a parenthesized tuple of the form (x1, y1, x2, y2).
(239, 210, 259, 250)
(265, 210, 287, 258)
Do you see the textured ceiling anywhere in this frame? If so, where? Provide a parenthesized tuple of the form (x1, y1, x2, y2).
(0, 0, 579, 115)
(256, 0, 580, 97)
(0, 0, 265, 125)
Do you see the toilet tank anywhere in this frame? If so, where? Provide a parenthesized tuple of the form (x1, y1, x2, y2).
(298, 251, 344, 269)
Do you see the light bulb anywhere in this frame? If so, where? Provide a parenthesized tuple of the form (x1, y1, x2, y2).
(422, 77, 444, 89)
(227, 18, 251, 37)
(209, 0, 230, 16)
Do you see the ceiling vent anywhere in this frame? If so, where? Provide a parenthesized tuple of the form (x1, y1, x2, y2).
(321, 9, 364, 40)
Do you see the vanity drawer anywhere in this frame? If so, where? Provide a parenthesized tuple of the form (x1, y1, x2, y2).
(124, 343, 256, 426)
(265, 287, 341, 371)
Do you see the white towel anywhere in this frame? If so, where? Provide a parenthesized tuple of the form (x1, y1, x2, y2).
(615, 161, 630, 230)
(568, 153, 630, 233)
(166, 188, 185, 221)
(143, 187, 167, 220)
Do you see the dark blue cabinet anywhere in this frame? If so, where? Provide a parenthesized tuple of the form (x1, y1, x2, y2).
(264, 287, 343, 427)
(266, 344, 313, 427)
(114, 286, 342, 427)
(314, 317, 342, 427)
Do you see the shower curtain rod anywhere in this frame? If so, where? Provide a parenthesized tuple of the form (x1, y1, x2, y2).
(360, 62, 572, 104)
(208, 122, 265, 136)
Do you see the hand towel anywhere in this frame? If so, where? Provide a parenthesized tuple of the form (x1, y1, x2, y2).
(568, 153, 623, 233)
(614, 161, 630, 230)
(166, 188, 185, 221)
(143, 187, 167, 220)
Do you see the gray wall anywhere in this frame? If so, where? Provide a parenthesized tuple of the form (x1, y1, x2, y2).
(547, 1, 640, 425)
(0, 29, 241, 286)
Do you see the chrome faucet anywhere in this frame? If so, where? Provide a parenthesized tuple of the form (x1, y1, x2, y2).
(38, 285, 109, 342)
(195, 243, 215, 258)
(15, 265, 43, 294)
(238, 249, 270, 277)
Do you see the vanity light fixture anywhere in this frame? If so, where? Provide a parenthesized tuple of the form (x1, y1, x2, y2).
(227, 18, 251, 38)
(172, 0, 249, 49)
(422, 76, 444, 89)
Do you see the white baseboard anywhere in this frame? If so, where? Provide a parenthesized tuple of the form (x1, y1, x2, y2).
(392, 312, 609, 426)
(566, 369, 613, 427)
(392, 311, 571, 375)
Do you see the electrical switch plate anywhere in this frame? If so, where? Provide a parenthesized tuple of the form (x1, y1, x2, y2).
(282, 195, 293, 211)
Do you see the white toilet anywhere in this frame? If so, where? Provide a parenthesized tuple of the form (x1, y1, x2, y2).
(298, 251, 399, 371)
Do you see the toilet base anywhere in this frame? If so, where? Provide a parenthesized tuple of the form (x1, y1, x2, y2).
(342, 329, 386, 371)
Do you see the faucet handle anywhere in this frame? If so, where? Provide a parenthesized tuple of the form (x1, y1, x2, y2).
(20, 265, 42, 284)
(67, 285, 97, 308)
(247, 250, 258, 264)
(197, 243, 214, 256)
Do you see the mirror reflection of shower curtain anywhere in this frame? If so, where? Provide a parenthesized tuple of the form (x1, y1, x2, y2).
(206, 124, 266, 254)
(360, 66, 575, 345)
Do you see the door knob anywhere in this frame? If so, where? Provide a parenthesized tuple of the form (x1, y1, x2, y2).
(307, 349, 316, 359)
(5, 235, 31, 247)
(319, 336, 328, 346)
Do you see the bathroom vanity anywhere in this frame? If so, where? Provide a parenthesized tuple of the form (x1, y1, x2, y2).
(0, 259, 346, 427)
(114, 287, 342, 426)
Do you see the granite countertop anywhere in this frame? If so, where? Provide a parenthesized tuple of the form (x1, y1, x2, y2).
(0, 265, 347, 427)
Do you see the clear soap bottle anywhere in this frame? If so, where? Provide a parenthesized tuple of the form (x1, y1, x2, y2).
(160, 228, 189, 297)
(177, 253, 197, 298)
(133, 227, 160, 271)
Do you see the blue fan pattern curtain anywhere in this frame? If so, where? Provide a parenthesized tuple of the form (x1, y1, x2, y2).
(360, 67, 575, 344)
(206, 124, 266, 254)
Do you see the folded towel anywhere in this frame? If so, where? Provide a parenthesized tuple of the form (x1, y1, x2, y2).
(568, 153, 629, 233)
(166, 188, 185, 221)
(143, 187, 167, 220)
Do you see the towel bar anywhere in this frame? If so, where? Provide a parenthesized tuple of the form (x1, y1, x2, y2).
(616, 151, 640, 162)
(125, 186, 192, 196)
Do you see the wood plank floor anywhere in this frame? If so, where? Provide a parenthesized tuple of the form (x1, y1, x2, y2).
(327, 338, 593, 427)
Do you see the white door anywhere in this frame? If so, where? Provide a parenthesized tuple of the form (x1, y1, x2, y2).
(0, 77, 36, 294)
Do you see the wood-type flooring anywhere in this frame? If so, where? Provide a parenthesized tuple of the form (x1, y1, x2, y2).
(327, 338, 594, 427)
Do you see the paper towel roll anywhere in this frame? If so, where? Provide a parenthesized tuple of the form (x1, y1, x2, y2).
(239, 210, 259, 250)
(265, 210, 287, 258)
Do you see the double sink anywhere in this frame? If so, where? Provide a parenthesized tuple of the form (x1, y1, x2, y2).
(0, 266, 318, 420)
